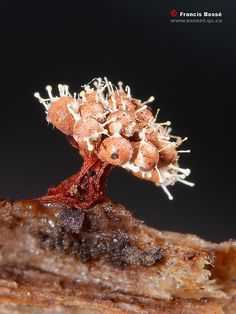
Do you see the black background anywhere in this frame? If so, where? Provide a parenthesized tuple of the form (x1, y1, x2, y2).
(0, 1, 235, 242)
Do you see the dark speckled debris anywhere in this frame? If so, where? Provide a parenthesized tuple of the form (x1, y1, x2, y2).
(58, 208, 84, 234)
(28, 201, 164, 267)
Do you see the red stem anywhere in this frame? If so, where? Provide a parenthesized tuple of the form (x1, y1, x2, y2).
(38, 137, 113, 209)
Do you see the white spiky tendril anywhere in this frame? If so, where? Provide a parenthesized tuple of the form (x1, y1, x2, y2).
(34, 84, 73, 111)
(155, 164, 194, 200)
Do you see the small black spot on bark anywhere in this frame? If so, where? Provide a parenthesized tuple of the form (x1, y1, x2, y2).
(187, 252, 198, 260)
(38, 231, 49, 242)
(79, 246, 92, 262)
(149, 248, 164, 264)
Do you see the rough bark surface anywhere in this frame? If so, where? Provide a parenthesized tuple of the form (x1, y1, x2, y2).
(0, 199, 236, 313)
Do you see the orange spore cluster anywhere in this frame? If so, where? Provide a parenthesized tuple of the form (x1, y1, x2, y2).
(35, 78, 193, 200)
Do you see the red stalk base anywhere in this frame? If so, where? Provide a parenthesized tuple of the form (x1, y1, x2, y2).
(38, 137, 113, 209)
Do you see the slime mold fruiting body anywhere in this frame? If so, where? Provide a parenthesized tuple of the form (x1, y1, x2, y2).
(35, 78, 194, 207)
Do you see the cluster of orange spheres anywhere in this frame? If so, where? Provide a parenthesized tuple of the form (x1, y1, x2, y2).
(35, 78, 194, 200)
